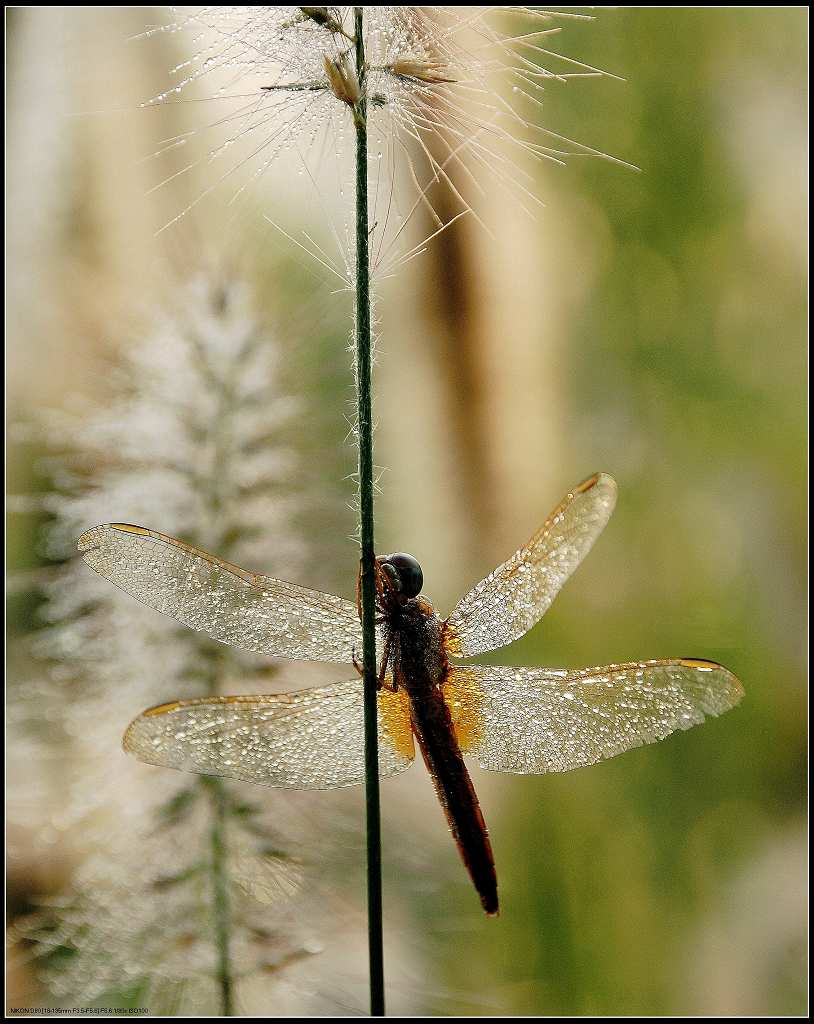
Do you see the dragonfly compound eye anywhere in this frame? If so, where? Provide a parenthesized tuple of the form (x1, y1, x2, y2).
(382, 552, 423, 599)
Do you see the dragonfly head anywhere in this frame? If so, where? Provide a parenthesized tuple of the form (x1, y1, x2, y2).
(376, 552, 424, 601)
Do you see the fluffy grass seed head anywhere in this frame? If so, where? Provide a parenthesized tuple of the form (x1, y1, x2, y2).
(142, 7, 628, 276)
(8, 275, 333, 1013)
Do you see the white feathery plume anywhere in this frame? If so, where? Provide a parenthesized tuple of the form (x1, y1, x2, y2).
(139, 7, 631, 274)
(9, 275, 331, 1013)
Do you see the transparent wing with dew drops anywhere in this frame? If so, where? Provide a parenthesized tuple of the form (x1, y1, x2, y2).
(443, 473, 617, 658)
(124, 679, 414, 789)
(442, 660, 744, 774)
(79, 524, 375, 663)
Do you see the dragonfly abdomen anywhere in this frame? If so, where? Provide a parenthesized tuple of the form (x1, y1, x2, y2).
(408, 681, 498, 916)
(389, 597, 498, 915)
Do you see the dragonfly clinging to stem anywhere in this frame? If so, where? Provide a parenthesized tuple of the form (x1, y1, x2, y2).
(78, 472, 743, 916)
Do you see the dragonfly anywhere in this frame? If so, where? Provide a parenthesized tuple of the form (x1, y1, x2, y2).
(78, 472, 743, 916)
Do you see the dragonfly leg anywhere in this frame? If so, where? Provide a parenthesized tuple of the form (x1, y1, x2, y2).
(352, 637, 396, 693)
(381, 675, 398, 693)
(359, 556, 391, 617)
(377, 633, 396, 691)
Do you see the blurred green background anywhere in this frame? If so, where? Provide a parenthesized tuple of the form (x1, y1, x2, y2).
(7, 7, 807, 1016)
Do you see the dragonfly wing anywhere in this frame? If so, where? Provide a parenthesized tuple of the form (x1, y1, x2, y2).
(124, 679, 415, 789)
(79, 524, 364, 663)
(442, 659, 743, 774)
(444, 473, 617, 658)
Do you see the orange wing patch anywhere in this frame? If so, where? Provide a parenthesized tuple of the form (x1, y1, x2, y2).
(442, 668, 485, 752)
(377, 686, 415, 762)
(442, 619, 464, 657)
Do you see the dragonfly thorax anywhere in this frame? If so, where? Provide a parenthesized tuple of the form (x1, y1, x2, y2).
(385, 593, 448, 692)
